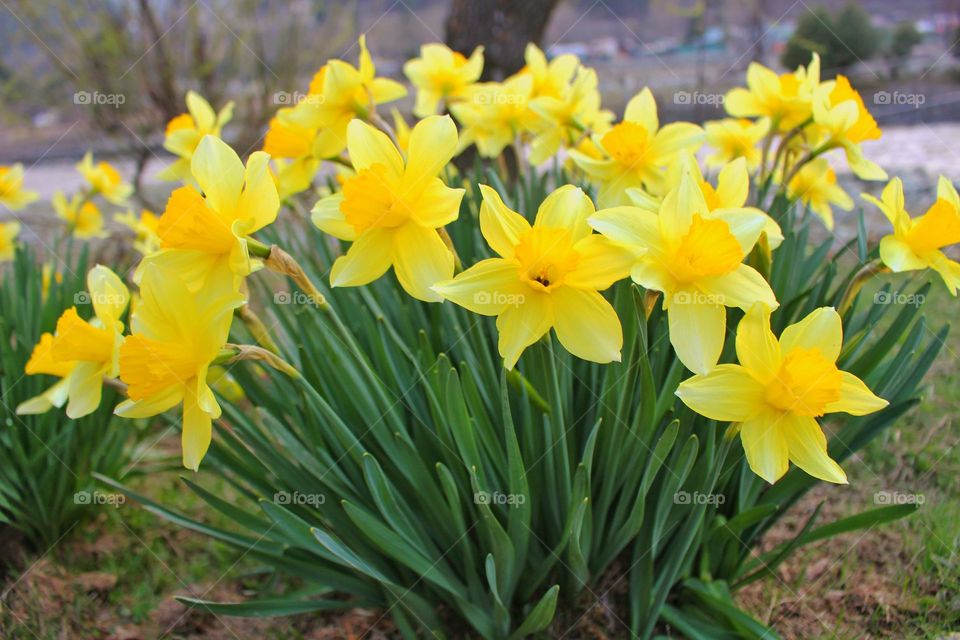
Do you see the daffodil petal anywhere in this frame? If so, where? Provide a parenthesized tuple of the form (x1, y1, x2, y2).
(347, 119, 404, 177)
(824, 372, 888, 416)
(879, 235, 926, 272)
(782, 414, 847, 484)
(191, 136, 244, 215)
(735, 303, 781, 383)
(403, 115, 458, 195)
(676, 364, 765, 421)
(330, 228, 394, 288)
(433, 258, 525, 315)
(566, 235, 636, 290)
(182, 390, 213, 471)
(551, 287, 622, 364)
(497, 292, 552, 370)
(631, 260, 675, 293)
(393, 223, 453, 302)
(412, 178, 464, 228)
(668, 297, 726, 374)
(235, 151, 279, 232)
(779, 307, 842, 361)
(114, 385, 183, 418)
(698, 264, 777, 311)
(311, 193, 357, 241)
(65, 361, 104, 419)
(534, 185, 593, 240)
(479, 185, 530, 258)
(623, 88, 658, 132)
(740, 410, 790, 484)
(88, 265, 129, 327)
(707, 207, 767, 254)
(588, 206, 662, 253)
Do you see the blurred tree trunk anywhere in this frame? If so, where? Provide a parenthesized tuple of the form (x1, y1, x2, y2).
(445, 0, 560, 80)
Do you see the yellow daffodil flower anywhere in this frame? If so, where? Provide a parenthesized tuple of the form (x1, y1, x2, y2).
(264, 105, 322, 198)
(312, 116, 464, 302)
(18, 266, 129, 418)
(529, 64, 613, 166)
(625, 157, 784, 251)
(148, 135, 279, 290)
(569, 88, 703, 206)
(76, 152, 132, 204)
(282, 35, 407, 159)
(117, 263, 245, 470)
(451, 73, 537, 158)
(114, 209, 161, 256)
(677, 304, 888, 484)
(434, 184, 634, 369)
(811, 75, 885, 181)
(704, 118, 770, 171)
(404, 43, 484, 117)
(863, 176, 960, 294)
(590, 163, 777, 374)
(53, 191, 108, 238)
(0, 220, 20, 262)
(785, 158, 853, 231)
(16, 333, 76, 414)
(0, 164, 39, 210)
(159, 91, 234, 182)
(724, 53, 821, 131)
(521, 43, 579, 99)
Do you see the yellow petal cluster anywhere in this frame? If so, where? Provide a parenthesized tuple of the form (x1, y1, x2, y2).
(404, 43, 484, 117)
(864, 177, 960, 294)
(312, 116, 464, 302)
(159, 91, 234, 183)
(590, 159, 777, 373)
(18, 266, 129, 419)
(570, 88, 703, 207)
(677, 305, 887, 484)
(434, 185, 633, 368)
(0, 164, 39, 210)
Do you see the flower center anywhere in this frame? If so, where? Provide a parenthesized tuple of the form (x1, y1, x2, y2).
(120, 335, 199, 400)
(340, 164, 410, 234)
(663, 214, 743, 283)
(601, 121, 649, 169)
(513, 226, 580, 290)
(764, 348, 842, 417)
